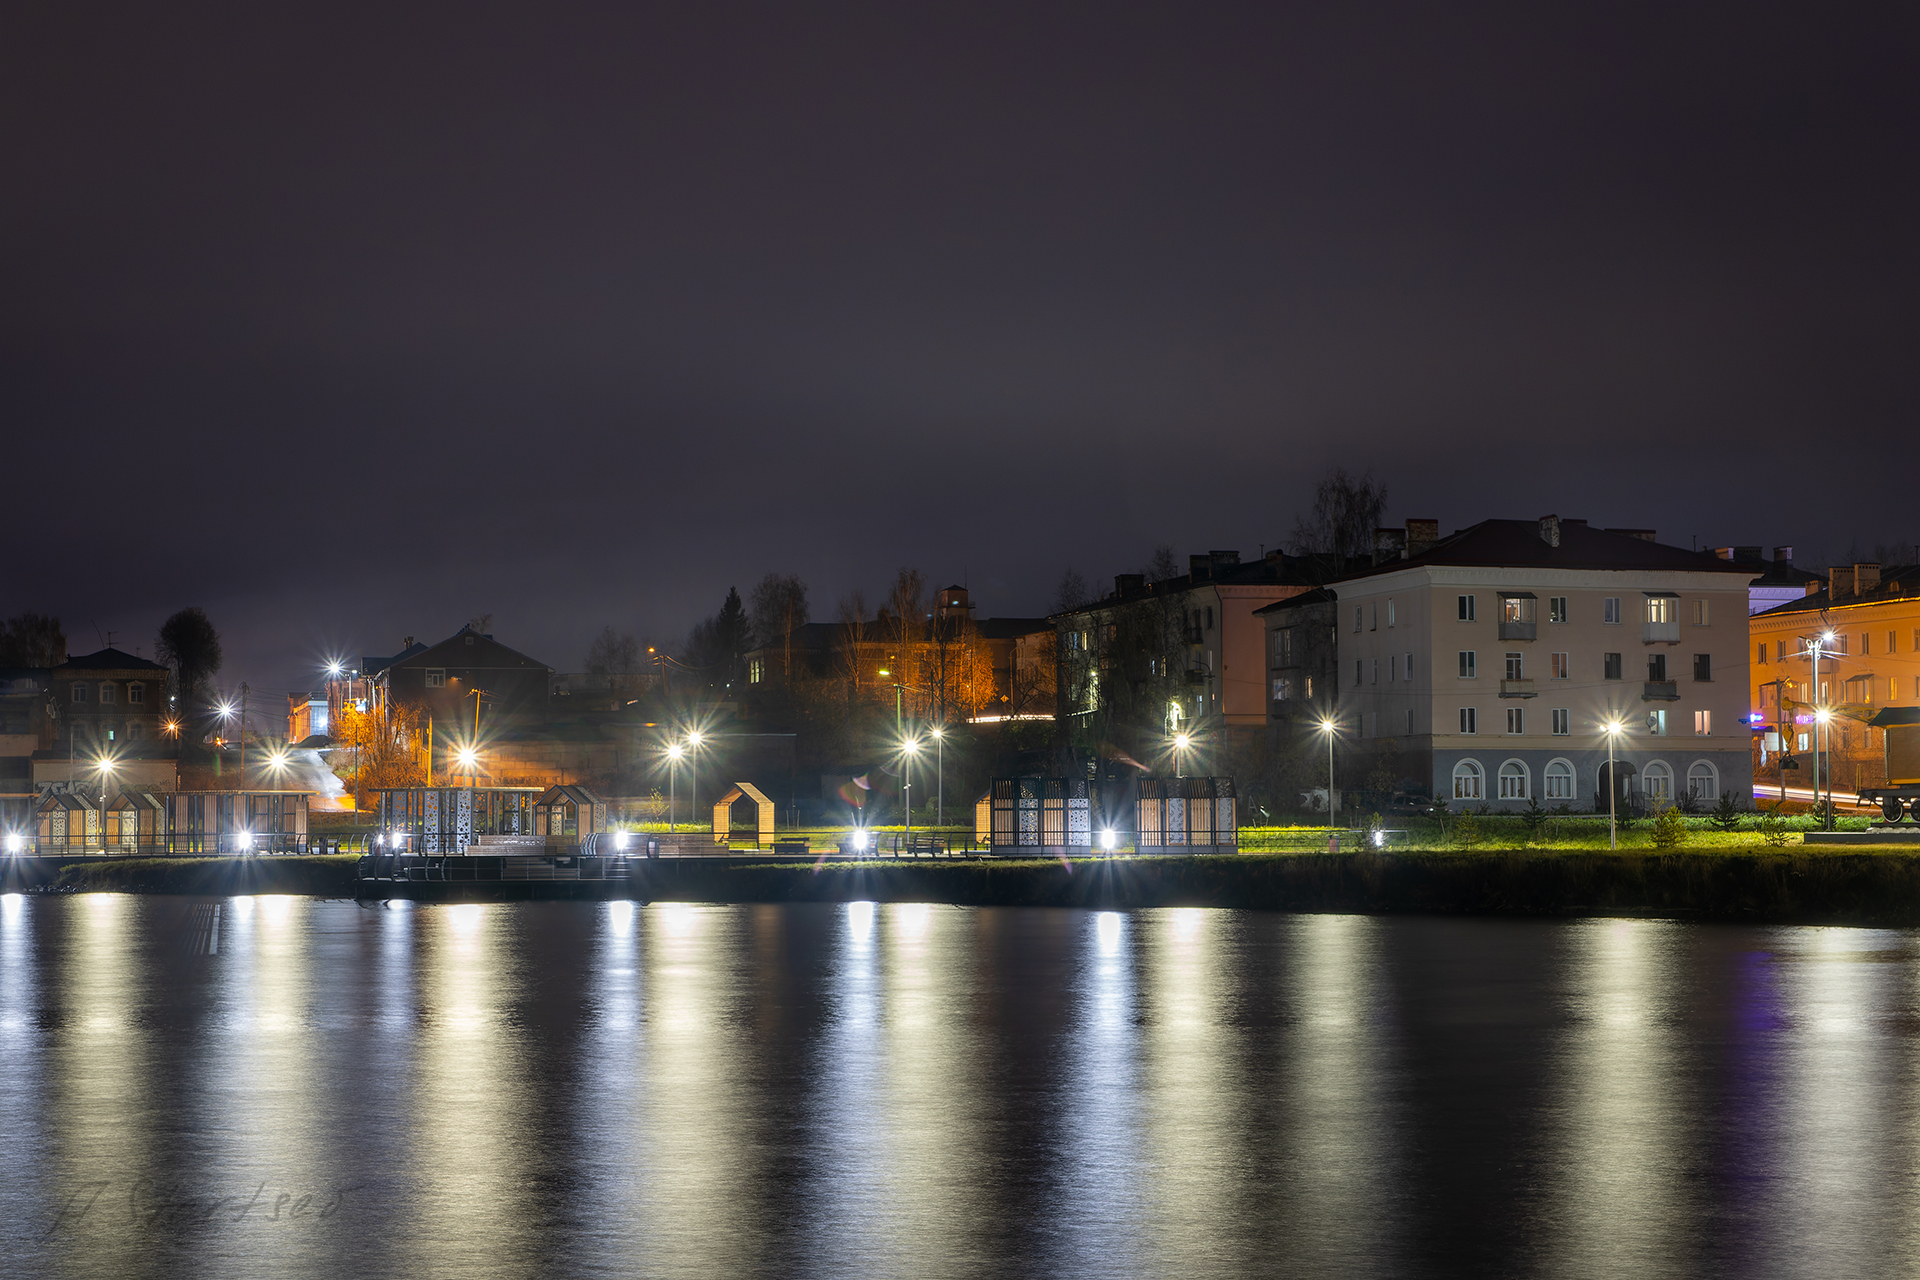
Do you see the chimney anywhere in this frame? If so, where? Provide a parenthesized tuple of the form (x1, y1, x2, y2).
(1856, 563, 1882, 594)
(1373, 527, 1407, 564)
(1538, 514, 1561, 548)
(1188, 554, 1212, 581)
(1773, 546, 1794, 566)
(1114, 573, 1144, 598)
(1830, 567, 1854, 599)
(1209, 549, 1240, 570)
(402, 636, 414, 650)
(1711, 546, 1733, 560)
(1405, 518, 1440, 556)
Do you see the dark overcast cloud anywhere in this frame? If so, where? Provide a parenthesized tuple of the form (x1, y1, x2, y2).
(3, 3, 1917, 695)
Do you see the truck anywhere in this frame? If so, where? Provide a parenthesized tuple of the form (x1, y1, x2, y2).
(1857, 708, 1920, 821)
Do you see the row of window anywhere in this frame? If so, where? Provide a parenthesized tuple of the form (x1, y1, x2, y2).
(1429, 595, 1711, 627)
(1758, 630, 1920, 662)
(70, 682, 146, 704)
(1450, 651, 1711, 681)
(1453, 757, 1720, 803)
(1760, 677, 1920, 706)
(1455, 707, 1713, 736)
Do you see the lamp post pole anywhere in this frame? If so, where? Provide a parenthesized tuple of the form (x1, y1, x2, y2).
(1607, 724, 1618, 850)
(933, 726, 944, 827)
(1326, 720, 1337, 830)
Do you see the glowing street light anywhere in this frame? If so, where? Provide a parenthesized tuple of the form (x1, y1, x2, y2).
(1101, 828, 1116, 856)
(1172, 732, 1191, 778)
(1318, 717, 1338, 830)
(901, 736, 922, 850)
(930, 724, 945, 826)
(666, 741, 685, 833)
(1602, 719, 1625, 849)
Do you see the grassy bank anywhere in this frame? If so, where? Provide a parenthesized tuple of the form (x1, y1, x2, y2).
(51, 855, 360, 896)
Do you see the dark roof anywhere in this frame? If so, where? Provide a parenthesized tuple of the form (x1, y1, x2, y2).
(392, 626, 552, 672)
(1755, 565, 1920, 619)
(1253, 587, 1337, 615)
(1333, 518, 1754, 582)
(1054, 553, 1322, 620)
(56, 647, 168, 672)
(363, 643, 429, 675)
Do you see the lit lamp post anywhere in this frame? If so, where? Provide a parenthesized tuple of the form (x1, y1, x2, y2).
(901, 736, 921, 850)
(1815, 708, 1834, 831)
(1318, 717, 1338, 829)
(685, 731, 705, 841)
(1603, 719, 1624, 849)
(930, 724, 945, 827)
(1173, 732, 1191, 779)
(96, 754, 116, 850)
(666, 742, 684, 832)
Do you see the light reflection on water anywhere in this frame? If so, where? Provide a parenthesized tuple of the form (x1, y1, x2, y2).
(6, 900, 1920, 1277)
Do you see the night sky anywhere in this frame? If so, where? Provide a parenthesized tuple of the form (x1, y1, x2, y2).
(5, 4, 1916, 699)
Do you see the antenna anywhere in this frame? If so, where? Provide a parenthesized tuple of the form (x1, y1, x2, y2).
(91, 620, 105, 648)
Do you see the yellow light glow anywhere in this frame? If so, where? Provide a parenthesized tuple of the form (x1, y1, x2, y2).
(902, 738, 921, 755)
(1174, 733, 1191, 749)
(456, 748, 478, 769)
(667, 743, 684, 760)
(686, 731, 703, 747)
(930, 726, 944, 739)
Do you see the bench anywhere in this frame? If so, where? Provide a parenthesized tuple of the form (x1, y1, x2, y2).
(768, 839, 810, 855)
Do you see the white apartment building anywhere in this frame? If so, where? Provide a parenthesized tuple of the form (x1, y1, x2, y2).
(1330, 516, 1755, 811)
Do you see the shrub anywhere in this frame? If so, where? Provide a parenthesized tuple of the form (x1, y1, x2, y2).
(1454, 807, 1482, 850)
(1710, 790, 1742, 833)
(1758, 803, 1793, 847)
(1521, 795, 1548, 841)
(1650, 804, 1689, 850)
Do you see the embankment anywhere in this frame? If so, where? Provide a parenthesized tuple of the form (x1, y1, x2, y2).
(23, 851, 1920, 924)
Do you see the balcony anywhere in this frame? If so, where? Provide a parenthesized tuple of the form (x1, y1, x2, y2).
(1642, 621, 1680, 645)
(1499, 678, 1536, 698)
(1642, 680, 1679, 701)
(1497, 621, 1536, 641)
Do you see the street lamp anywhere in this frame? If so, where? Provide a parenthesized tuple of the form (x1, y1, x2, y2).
(901, 736, 922, 850)
(1602, 719, 1625, 849)
(685, 731, 706, 841)
(1815, 708, 1834, 830)
(930, 725, 945, 826)
(1318, 717, 1338, 829)
(1173, 732, 1191, 778)
(666, 741, 685, 832)
(96, 754, 116, 850)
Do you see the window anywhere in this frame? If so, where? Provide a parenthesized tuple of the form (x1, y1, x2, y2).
(749, 658, 764, 684)
(1369, 604, 1377, 631)
(1275, 628, 1294, 663)
(1459, 707, 1478, 734)
(425, 669, 446, 688)
(1501, 595, 1536, 625)
(1694, 710, 1712, 736)
(1862, 632, 1871, 656)
(1206, 607, 1214, 630)
(1387, 600, 1396, 627)
(1404, 652, 1412, 681)
(71, 684, 87, 703)
(1604, 653, 1622, 680)
(1691, 599, 1710, 626)
(1354, 607, 1363, 633)
(1355, 659, 1364, 685)
(1458, 651, 1477, 678)
(1604, 597, 1621, 624)
(1371, 658, 1378, 685)
(1453, 759, 1484, 799)
(1649, 653, 1668, 682)
(1798, 732, 1810, 752)
(1504, 652, 1523, 680)
(127, 683, 143, 704)
(1757, 642, 1767, 665)
(1273, 677, 1292, 701)
(1551, 708, 1570, 735)
(1499, 760, 1529, 799)
(1506, 707, 1524, 734)
(1890, 631, 1897, 656)
(1390, 655, 1397, 682)
(1305, 677, 1313, 698)
(1551, 652, 1569, 680)
(1549, 596, 1568, 623)
(1648, 709, 1669, 736)
(1458, 595, 1476, 622)
(1406, 709, 1414, 733)
(99, 683, 116, 704)
(1687, 761, 1718, 802)
(1693, 654, 1711, 682)
(1545, 758, 1575, 799)
(1644, 761, 1673, 804)
(1647, 597, 1675, 625)
(126, 722, 142, 741)
(1914, 628, 1920, 652)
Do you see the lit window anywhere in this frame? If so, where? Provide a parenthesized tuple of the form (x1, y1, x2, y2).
(1498, 760, 1528, 799)
(1694, 710, 1712, 736)
(1691, 599, 1710, 626)
(1545, 759, 1575, 799)
(1272, 677, 1292, 701)
(1648, 709, 1669, 736)
(1549, 596, 1568, 623)
(1453, 759, 1484, 798)
(1501, 595, 1535, 625)
(1646, 597, 1675, 625)
(1551, 708, 1570, 735)
(1459, 707, 1477, 734)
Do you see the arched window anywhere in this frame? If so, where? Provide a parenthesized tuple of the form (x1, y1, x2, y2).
(1544, 758, 1576, 801)
(1498, 759, 1529, 800)
(1453, 759, 1484, 800)
(1687, 760, 1718, 803)
(1644, 761, 1674, 805)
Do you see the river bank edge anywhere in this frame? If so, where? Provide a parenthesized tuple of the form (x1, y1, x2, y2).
(19, 849, 1920, 924)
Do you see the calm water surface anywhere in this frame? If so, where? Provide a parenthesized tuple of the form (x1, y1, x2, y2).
(2, 895, 1918, 1277)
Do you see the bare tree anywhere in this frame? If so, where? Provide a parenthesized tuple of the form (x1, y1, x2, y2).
(156, 608, 223, 709)
(749, 573, 810, 679)
(835, 589, 870, 701)
(1288, 468, 1388, 578)
(1143, 545, 1180, 583)
(0, 613, 64, 667)
(1053, 567, 1090, 614)
(586, 626, 641, 692)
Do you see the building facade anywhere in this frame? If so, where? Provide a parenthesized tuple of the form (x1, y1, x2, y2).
(1749, 561, 1920, 798)
(1330, 517, 1754, 811)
